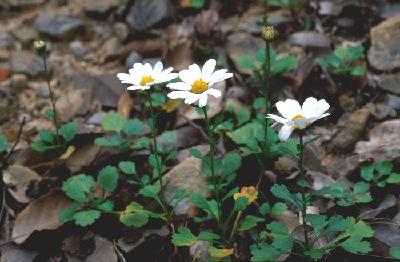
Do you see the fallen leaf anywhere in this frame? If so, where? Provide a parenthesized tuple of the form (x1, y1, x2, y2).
(0, 67, 11, 82)
(12, 191, 71, 244)
(117, 91, 133, 118)
(86, 235, 118, 262)
(59, 145, 76, 160)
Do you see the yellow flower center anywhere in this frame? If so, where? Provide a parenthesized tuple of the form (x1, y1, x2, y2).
(191, 79, 208, 94)
(291, 114, 305, 121)
(140, 75, 154, 86)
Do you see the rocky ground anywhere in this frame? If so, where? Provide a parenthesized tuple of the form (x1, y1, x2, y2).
(0, 0, 400, 261)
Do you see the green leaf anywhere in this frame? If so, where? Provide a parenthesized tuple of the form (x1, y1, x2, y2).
(350, 66, 365, 76)
(305, 214, 328, 231)
(259, 202, 271, 216)
(271, 236, 293, 251)
(387, 173, 400, 184)
(234, 54, 256, 71)
(360, 164, 374, 181)
(38, 130, 55, 144)
(120, 212, 148, 228)
(97, 200, 114, 212)
(122, 119, 144, 137)
(58, 203, 80, 223)
(31, 140, 49, 152)
(221, 152, 241, 176)
(189, 148, 203, 159)
(270, 184, 301, 209)
(139, 184, 160, 199)
(73, 210, 101, 226)
(228, 121, 263, 150)
(345, 218, 374, 238)
(161, 130, 177, 143)
(119, 161, 136, 175)
(390, 246, 400, 259)
(304, 249, 325, 260)
(271, 55, 297, 75)
(251, 243, 282, 262)
(197, 231, 220, 242)
(267, 221, 288, 236)
(253, 98, 265, 110)
(0, 134, 7, 153)
(62, 174, 94, 202)
(190, 0, 206, 9)
(101, 113, 126, 133)
(234, 196, 249, 211)
(171, 227, 197, 246)
(60, 122, 77, 142)
(271, 202, 288, 216)
(97, 165, 118, 192)
(340, 236, 371, 254)
(375, 161, 393, 176)
(235, 107, 251, 125)
(327, 216, 346, 232)
(208, 246, 234, 258)
(240, 215, 265, 231)
(150, 92, 166, 107)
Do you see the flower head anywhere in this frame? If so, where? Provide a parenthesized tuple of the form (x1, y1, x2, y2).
(268, 97, 330, 141)
(234, 186, 258, 203)
(262, 26, 276, 41)
(117, 61, 177, 91)
(167, 59, 233, 107)
(33, 40, 47, 54)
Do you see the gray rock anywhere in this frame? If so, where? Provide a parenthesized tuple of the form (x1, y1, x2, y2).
(330, 107, 370, 151)
(368, 15, 400, 71)
(385, 94, 400, 110)
(69, 41, 87, 58)
(82, 0, 120, 18)
(0, 243, 38, 262)
(72, 74, 125, 108)
(36, 15, 83, 40)
(1, 0, 45, 8)
(11, 27, 38, 46)
(10, 51, 44, 77)
(113, 22, 129, 41)
(0, 32, 14, 49)
(289, 31, 331, 48)
(125, 51, 143, 69)
(367, 103, 396, 120)
(11, 74, 27, 91)
(126, 0, 172, 31)
(377, 72, 400, 95)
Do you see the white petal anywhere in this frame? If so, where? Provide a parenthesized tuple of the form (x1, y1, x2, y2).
(301, 97, 330, 119)
(207, 88, 221, 98)
(167, 91, 192, 99)
(153, 61, 163, 74)
(167, 82, 191, 91)
(276, 99, 302, 120)
(267, 114, 288, 124)
(279, 125, 294, 141)
(143, 63, 153, 74)
(202, 59, 216, 79)
(198, 93, 208, 107)
(208, 71, 233, 87)
(188, 63, 202, 79)
(157, 72, 178, 83)
(127, 85, 146, 91)
(130, 63, 144, 76)
(179, 69, 196, 84)
(184, 94, 200, 105)
(117, 73, 135, 84)
(306, 113, 330, 125)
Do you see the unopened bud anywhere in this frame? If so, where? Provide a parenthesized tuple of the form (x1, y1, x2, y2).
(33, 40, 47, 55)
(262, 26, 276, 41)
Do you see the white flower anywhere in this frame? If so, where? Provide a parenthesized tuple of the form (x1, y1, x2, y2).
(117, 61, 178, 91)
(166, 59, 233, 107)
(267, 97, 330, 141)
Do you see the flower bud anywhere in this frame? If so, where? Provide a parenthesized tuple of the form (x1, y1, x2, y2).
(262, 26, 276, 41)
(33, 40, 47, 55)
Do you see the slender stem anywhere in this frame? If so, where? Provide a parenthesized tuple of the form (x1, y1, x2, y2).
(146, 91, 166, 211)
(202, 106, 221, 223)
(41, 54, 60, 145)
(228, 211, 242, 243)
(298, 134, 310, 249)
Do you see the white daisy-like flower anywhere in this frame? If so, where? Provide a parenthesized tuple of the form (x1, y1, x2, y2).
(166, 59, 233, 107)
(268, 97, 330, 141)
(117, 61, 178, 91)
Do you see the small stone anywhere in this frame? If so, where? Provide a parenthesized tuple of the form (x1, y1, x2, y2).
(190, 240, 210, 262)
(87, 112, 108, 125)
(0, 243, 38, 262)
(82, 0, 120, 18)
(385, 94, 400, 110)
(163, 157, 211, 216)
(100, 37, 122, 60)
(36, 15, 83, 40)
(338, 94, 356, 112)
(11, 74, 27, 91)
(2, 0, 45, 7)
(330, 107, 369, 151)
(0, 32, 15, 49)
(11, 27, 38, 46)
(368, 15, 400, 71)
(125, 51, 143, 69)
(69, 41, 87, 58)
(288, 31, 331, 48)
(355, 119, 400, 162)
(367, 103, 396, 120)
(126, 0, 172, 31)
(86, 236, 118, 262)
(113, 22, 129, 41)
(10, 51, 44, 77)
(377, 72, 400, 95)
(56, 88, 93, 122)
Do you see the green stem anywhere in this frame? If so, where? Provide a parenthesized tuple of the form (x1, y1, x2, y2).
(146, 91, 166, 211)
(41, 54, 60, 145)
(298, 134, 310, 249)
(202, 106, 221, 223)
